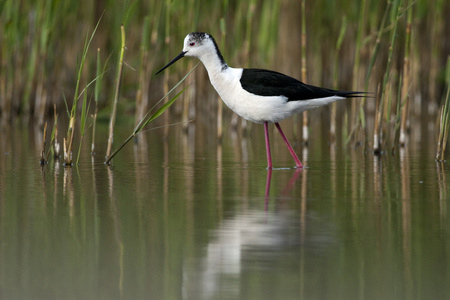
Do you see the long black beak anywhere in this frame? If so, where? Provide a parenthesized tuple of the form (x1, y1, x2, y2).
(155, 51, 187, 75)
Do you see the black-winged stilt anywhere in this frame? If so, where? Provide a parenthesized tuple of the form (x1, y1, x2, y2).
(156, 32, 365, 169)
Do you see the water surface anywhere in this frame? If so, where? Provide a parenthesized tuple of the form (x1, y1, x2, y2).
(0, 123, 449, 300)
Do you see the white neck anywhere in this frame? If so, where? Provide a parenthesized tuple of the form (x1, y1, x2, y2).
(198, 50, 228, 78)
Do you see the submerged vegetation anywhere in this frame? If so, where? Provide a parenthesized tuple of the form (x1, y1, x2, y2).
(0, 0, 449, 163)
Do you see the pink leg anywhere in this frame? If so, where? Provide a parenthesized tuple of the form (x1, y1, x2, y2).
(275, 122, 303, 168)
(264, 122, 273, 169)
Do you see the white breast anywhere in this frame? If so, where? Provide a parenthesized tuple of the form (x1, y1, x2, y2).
(207, 68, 290, 123)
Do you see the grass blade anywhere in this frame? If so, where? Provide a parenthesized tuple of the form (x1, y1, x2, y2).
(106, 24, 126, 158)
(105, 64, 198, 164)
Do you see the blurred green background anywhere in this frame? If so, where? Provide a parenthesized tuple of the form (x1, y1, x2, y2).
(1, 0, 448, 121)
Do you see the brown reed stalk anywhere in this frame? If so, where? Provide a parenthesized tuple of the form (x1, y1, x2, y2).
(301, 0, 308, 145)
(373, 84, 382, 154)
(436, 106, 445, 161)
(0, 73, 6, 126)
(352, 0, 366, 93)
(391, 77, 403, 152)
(399, 1, 413, 147)
(331, 16, 347, 145)
(241, 0, 257, 134)
(217, 19, 226, 142)
(436, 57, 450, 161)
(91, 48, 102, 155)
(350, 0, 367, 147)
(436, 102, 449, 161)
(106, 25, 126, 159)
(40, 122, 48, 165)
(91, 107, 98, 155)
(373, 0, 400, 153)
(162, 0, 171, 138)
(64, 117, 75, 165)
(35, 71, 47, 128)
(53, 104, 60, 158)
(181, 0, 200, 133)
(22, 24, 38, 119)
(181, 62, 191, 134)
(135, 17, 150, 134)
(342, 111, 349, 145)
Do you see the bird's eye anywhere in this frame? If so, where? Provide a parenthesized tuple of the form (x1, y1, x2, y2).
(190, 42, 195, 46)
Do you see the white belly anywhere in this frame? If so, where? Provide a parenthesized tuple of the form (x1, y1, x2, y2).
(220, 90, 294, 123)
(209, 67, 344, 124)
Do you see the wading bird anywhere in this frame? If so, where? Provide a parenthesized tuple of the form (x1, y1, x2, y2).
(156, 32, 365, 169)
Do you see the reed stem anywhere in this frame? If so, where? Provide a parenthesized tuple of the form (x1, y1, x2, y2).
(53, 104, 60, 158)
(135, 17, 150, 133)
(162, 0, 172, 138)
(399, 0, 413, 147)
(301, 0, 308, 145)
(436, 57, 450, 161)
(76, 88, 89, 165)
(217, 19, 226, 142)
(91, 48, 102, 154)
(105, 64, 197, 164)
(40, 122, 48, 165)
(64, 16, 102, 165)
(331, 16, 347, 145)
(106, 24, 126, 159)
(374, 0, 401, 153)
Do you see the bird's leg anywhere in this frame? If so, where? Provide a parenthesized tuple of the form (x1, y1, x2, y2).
(264, 121, 273, 169)
(275, 122, 303, 168)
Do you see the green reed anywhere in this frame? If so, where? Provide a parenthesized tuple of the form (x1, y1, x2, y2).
(91, 48, 102, 155)
(0, 0, 448, 163)
(374, 0, 401, 153)
(106, 24, 126, 159)
(64, 17, 101, 165)
(76, 88, 90, 165)
(105, 64, 198, 164)
(436, 57, 450, 161)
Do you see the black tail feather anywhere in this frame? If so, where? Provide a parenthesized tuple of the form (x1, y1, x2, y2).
(334, 91, 373, 98)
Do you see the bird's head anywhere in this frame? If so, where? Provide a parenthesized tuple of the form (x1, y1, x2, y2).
(155, 32, 218, 75)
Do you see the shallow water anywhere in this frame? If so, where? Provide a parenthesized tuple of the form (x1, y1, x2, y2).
(0, 122, 449, 300)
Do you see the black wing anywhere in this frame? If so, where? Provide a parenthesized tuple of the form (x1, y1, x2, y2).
(240, 69, 363, 101)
